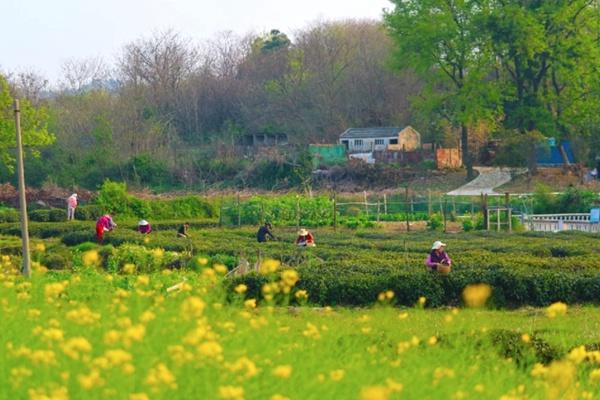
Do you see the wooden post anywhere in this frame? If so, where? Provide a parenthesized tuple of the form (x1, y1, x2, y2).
(296, 196, 300, 231)
(333, 192, 337, 232)
(428, 189, 432, 217)
(218, 196, 224, 227)
(260, 201, 265, 225)
(508, 208, 512, 233)
(237, 193, 241, 228)
(481, 193, 488, 230)
(405, 187, 410, 232)
(383, 193, 388, 215)
(363, 191, 369, 217)
(505, 192, 510, 208)
(377, 200, 381, 222)
(443, 197, 448, 232)
(452, 197, 456, 215)
(497, 208, 501, 232)
(14, 100, 31, 277)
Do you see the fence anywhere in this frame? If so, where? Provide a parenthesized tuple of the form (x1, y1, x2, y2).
(522, 213, 600, 233)
(215, 191, 502, 230)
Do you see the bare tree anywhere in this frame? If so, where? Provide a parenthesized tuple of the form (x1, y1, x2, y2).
(10, 69, 49, 105)
(60, 56, 110, 92)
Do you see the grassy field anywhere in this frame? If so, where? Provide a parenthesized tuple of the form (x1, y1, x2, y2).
(1, 259, 600, 400)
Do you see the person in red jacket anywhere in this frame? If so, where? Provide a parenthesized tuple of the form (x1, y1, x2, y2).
(295, 228, 315, 247)
(138, 220, 152, 234)
(96, 214, 117, 243)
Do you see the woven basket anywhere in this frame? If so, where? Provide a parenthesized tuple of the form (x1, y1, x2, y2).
(437, 264, 451, 275)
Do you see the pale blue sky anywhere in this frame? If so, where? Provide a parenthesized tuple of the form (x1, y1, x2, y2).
(1, 0, 392, 84)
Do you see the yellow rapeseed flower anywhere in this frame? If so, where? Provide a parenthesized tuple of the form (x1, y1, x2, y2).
(82, 250, 100, 266)
(521, 334, 531, 344)
(122, 263, 136, 274)
(280, 269, 299, 287)
(197, 341, 223, 359)
(213, 264, 228, 275)
(61, 337, 92, 360)
(360, 385, 390, 400)
(244, 299, 257, 309)
(34, 243, 46, 252)
(28, 386, 69, 400)
(330, 369, 345, 381)
(145, 363, 177, 390)
(386, 378, 403, 392)
(589, 368, 600, 381)
(295, 290, 308, 300)
(218, 385, 244, 400)
(271, 395, 290, 400)
(260, 259, 280, 274)
(462, 284, 492, 308)
(417, 296, 426, 307)
(272, 365, 292, 379)
(78, 368, 104, 390)
(546, 302, 567, 318)
(234, 284, 248, 294)
(428, 336, 438, 346)
(130, 394, 150, 400)
(181, 296, 206, 319)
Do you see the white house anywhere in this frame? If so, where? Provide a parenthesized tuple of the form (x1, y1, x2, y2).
(339, 126, 421, 153)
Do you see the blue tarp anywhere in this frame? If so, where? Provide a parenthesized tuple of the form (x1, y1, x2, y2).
(536, 140, 576, 166)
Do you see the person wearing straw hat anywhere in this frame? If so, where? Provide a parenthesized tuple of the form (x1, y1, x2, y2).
(138, 219, 152, 234)
(67, 193, 78, 221)
(295, 228, 315, 247)
(425, 240, 452, 274)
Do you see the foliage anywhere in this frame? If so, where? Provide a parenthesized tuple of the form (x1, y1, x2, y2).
(533, 185, 599, 214)
(0, 75, 55, 171)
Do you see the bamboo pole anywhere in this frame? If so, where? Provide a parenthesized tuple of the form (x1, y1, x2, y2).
(237, 193, 241, 228)
(14, 100, 31, 277)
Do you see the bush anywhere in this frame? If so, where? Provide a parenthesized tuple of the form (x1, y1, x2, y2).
(462, 218, 474, 232)
(427, 214, 443, 230)
(0, 208, 19, 223)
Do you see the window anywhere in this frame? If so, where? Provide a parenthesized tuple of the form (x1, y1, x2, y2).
(354, 139, 363, 146)
(390, 139, 398, 145)
(375, 139, 385, 145)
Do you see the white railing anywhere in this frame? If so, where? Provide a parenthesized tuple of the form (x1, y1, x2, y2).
(522, 213, 600, 233)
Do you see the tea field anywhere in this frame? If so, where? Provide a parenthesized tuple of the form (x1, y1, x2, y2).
(2, 222, 600, 399)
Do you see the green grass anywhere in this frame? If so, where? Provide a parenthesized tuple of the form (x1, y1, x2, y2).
(0, 264, 599, 400)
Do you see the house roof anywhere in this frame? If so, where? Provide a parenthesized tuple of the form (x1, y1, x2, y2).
(340, 127, 401, 139)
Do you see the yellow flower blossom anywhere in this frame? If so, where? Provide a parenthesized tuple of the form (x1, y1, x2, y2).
(589, 369, 600, 381)
(82, 250, 100, 266)
(260, 259, 280, 274)
(280, 269, 299, 287)
(295, 289, 308, 300)
(104, 330, 121, 345)
(145, 363, 177, 390)
(271, 395, 289, 400)
(61, 337, 92, 360)
(330, 369, 345, 381)
(225, 356, 259, 379)
(398, 312, 409, 320)
(181, 296, 206, 319)
(360, 385, 390, 400)
(462, 284, 492, 308)
(303, 322, 321, 339)
(122, 263, 136, 274)
(521, 334, 531, 343)
(213, 264, 228, 275)
(234, 284, 247, 294)
(78, 368, 105, 390)
(66, 306, 101, 325)
(197, 341, 223, 359)
(428, 336, 438, 346)
(218, 386, 244, 400)
(130, 393, 150, 400)
(136, 275, 150, 286)
(546, 302, 567, 318)
(272, 365, 292, 379)
(44, 281, 68, 301)
(244, 299, 257, 309)
(417, 296, 426, 307)
(122, 324, 146, 347)
(28, 386, 69, 400)
(34, 243, 46, 252)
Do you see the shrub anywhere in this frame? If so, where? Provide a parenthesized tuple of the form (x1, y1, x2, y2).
(427, 214, 443, 230)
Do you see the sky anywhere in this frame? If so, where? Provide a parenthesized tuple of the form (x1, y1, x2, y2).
(1, 0, 392, 85)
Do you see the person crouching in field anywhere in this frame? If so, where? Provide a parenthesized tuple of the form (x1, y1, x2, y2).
(257, 222, 276, 243)
(295, 228, 315, 247)
(138, 220, 152, 234)
(177, 222, 190, 238)
(425, 240, 451, 274)
(96, 214, 117, 243)
(67, 193, 78, 221)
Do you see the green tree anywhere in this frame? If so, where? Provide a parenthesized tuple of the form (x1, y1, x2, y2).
(0, 75, 54, 171)
(385, 0, 499, 180)
(483, 0, 600, 167)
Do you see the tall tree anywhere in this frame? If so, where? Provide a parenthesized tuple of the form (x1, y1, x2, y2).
(385, 0, 499, 179)
(0, 75, 54, 171)
(484, 0, 600, 155)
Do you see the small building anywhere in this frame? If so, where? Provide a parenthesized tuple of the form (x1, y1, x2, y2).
(339, 126, 421, 153)
(238, 133, 288, 147)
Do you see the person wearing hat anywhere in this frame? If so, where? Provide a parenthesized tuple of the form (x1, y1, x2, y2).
(295, 228, 315, 247)
(67, 193, 78, 221)
(257, 222, 276, 243)
(138, 219, 152, 234)
(425, 240, 452, 273)
(96, 214, 117, 243)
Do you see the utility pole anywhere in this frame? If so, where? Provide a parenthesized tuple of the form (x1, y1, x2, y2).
(14, 100, 31, 277)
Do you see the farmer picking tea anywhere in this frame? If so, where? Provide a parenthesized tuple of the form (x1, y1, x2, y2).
(138, 219, 152, 234)
(256, 222, 276, 243)
(295, 228, 315, 247)
(96, 214, 117, 243)
(425, 240, 451, 274)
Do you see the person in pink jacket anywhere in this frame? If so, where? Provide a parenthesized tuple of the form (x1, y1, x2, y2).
(425, 240, 452, 273)
(96, 214, 117, 243)
(67, 193, 78, 221)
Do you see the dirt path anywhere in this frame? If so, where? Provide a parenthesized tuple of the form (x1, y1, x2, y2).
(446, 167, 527, 196)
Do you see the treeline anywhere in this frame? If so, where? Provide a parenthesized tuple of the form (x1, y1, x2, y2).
(1, 1, 599, 191)
(1, 20, 420, 190)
